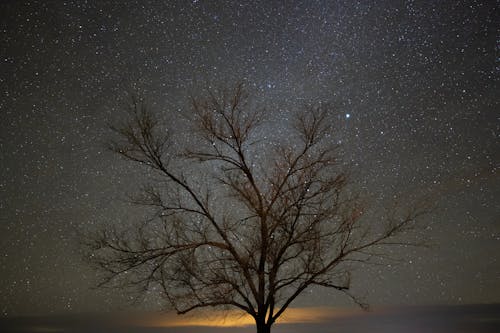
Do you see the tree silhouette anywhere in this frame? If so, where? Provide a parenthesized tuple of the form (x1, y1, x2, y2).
(87, 83, 427, 333)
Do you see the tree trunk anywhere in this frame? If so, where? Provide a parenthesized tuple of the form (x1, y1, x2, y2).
(256, 323, 271, 333)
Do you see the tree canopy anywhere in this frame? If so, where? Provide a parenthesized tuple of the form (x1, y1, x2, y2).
(86, 83, 428, 333)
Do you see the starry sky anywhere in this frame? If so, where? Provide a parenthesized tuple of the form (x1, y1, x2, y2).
(0, 0, 498, 317)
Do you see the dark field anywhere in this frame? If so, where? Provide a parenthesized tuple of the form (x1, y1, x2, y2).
(1, 304, 499, 333)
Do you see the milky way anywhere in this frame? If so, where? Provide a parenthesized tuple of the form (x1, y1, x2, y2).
(0, 0, 498, 316)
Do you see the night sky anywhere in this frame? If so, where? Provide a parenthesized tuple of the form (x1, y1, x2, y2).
(0, 0, 498, 318)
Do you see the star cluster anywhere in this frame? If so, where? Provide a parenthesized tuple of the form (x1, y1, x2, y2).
(0, 0, 498, 316)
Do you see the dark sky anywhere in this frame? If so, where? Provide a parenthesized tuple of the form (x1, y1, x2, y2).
(0, 0, 498, 317)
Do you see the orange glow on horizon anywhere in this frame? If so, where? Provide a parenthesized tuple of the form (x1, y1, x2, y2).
(134, 307, 362, 328)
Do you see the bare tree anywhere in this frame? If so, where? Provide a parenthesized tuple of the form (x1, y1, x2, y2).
(87, 83, 427, 333)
